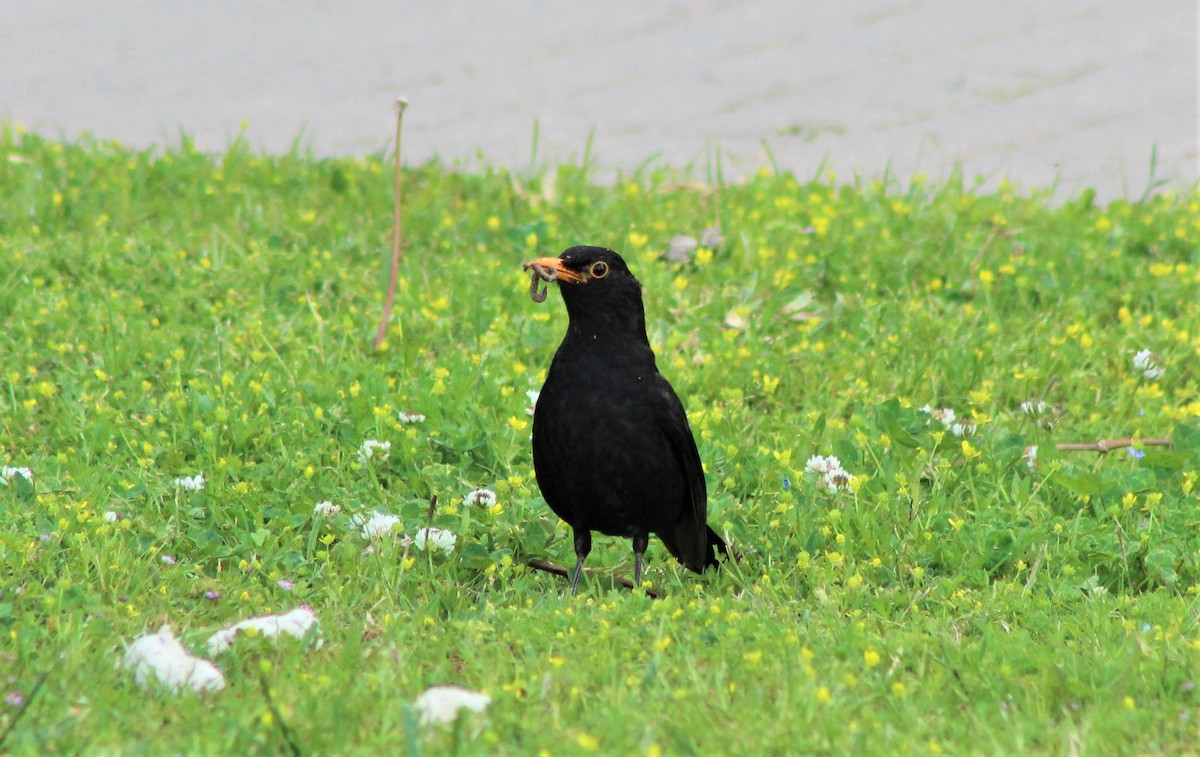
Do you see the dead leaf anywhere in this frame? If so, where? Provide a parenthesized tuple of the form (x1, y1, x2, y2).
(665, 234, 698, 262)
(699, 226, 724, 248)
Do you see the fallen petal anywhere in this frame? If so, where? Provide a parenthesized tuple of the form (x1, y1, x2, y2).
(413, 685, 491, 726)
(206, 607, 320, 656)
(665, 234, 698, 262)
(125, 626, 225, 693)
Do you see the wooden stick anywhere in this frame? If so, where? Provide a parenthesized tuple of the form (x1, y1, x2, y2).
(1052, 437, 1172, 454)
(373, 98, 409, 349)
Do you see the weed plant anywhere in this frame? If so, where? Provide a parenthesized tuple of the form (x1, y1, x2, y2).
(1, 127, 1199, 753)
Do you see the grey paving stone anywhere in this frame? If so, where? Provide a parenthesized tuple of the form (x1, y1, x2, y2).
(2, 0, 1194, 199)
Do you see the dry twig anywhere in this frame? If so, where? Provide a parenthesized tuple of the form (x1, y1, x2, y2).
(1052, 437, 1172, 454)
(373, 98, 409, 349)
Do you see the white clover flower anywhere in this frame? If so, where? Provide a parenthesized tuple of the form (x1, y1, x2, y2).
(398, 411, 426, 424)
(351, 511, 402, 541)
(357, 439, 391, 463)
(206, 607, 320, 656)
(174, 474, 205, 491)
(413, 685, 491, 726)
(125, 626, 225, 694)
(804, 455, 842, 475)
(949, 422, 977, 437)
(103, 511, 122, 523)
(822, 468, 853, 493)
(1019, 400, 1046, 416)
(313, 500, 341, 517)
(806, 454, 853, 493)
(413, 527, 457, 556)
(463, 488, 497, 508)
(1132, 350, 1164, 380)
(1023, 445, 1038, 471)
(919, 406, 957, 427)
(0, 466, 32, 485)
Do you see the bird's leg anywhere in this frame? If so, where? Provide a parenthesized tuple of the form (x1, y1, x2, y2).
(570, 530, 592, 595)
(632, 532, 649, 589)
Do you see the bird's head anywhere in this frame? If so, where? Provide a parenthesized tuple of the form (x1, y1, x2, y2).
(524, 246, 646, 334)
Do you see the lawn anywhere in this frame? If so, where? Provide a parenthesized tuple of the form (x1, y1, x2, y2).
(1, 125, 1199, 754)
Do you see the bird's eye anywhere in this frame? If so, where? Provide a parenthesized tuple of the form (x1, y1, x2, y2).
(589, 261, 609, 279)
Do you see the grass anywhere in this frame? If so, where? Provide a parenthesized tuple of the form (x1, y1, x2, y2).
(1, 124, 1198, 755)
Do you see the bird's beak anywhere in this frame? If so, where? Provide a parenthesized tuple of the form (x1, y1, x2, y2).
(523, 257, 585, 284)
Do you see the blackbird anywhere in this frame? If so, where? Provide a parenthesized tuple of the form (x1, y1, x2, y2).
(524, 246, 727, 593)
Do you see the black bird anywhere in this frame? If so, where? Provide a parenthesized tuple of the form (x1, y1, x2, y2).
(524, 246, 727, 593)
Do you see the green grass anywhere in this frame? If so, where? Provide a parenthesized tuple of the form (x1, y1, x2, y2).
(2, 124, 1199, 755)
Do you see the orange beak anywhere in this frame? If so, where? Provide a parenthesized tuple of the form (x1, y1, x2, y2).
(523, 257, 585, 284)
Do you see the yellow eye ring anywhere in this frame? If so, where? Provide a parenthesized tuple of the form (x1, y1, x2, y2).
(589, 261, 609, 279)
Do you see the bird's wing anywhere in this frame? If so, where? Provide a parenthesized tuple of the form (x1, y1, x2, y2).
(655, 374, 709, 571)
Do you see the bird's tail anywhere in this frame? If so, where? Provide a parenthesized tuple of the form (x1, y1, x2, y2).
(704, 525, 729, 571)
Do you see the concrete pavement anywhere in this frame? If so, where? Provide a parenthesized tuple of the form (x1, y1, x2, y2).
(1, 1, 1195, 199)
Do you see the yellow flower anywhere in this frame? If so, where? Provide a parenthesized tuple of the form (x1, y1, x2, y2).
(576, 733, 600, 751)
(863, 649, 881, 668)
(815, 686, 832, 704)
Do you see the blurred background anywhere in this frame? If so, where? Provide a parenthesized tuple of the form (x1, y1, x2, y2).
(2, 0, 1195, 199)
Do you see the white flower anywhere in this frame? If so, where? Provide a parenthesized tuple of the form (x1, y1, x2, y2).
(313, 500, 341, 517)
(804, 455, 842, 474)
(1132, 350, 1164, 380)
(413, 685, 491, 726)
(0, 466, 32, 485)
(822, 468, 853, 493)
(413, 527, 457, 556)
(351, 511, 401, 541)
(525, 390, 540, 417)
(806, 454, 853, 492)
(206, 607, 320, 656)
(125, 626, 225, 693)
(398, 411, 426, 424)
(949, 422, 976, 437)
(1024, 445, 1038, 471)
(357, 439, 391, 463)
(1019, 400, 1047, 416)
(104, 511, 121, 523)
(463, 488, 497, 508)
(174, 474, 205, 491)
(919, 406, 957, 427)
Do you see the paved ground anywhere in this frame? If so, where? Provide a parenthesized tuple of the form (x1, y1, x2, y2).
(2, 1, 1196, 199)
